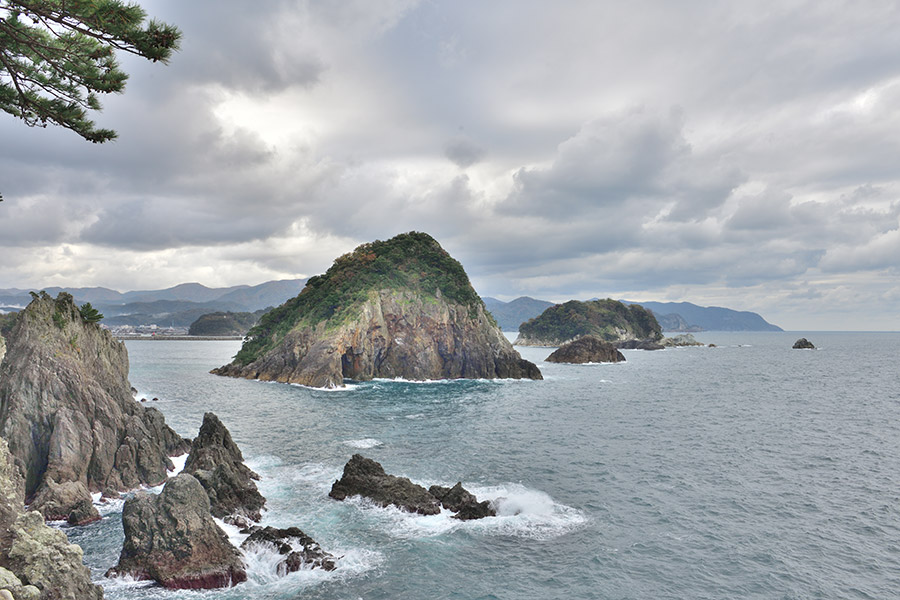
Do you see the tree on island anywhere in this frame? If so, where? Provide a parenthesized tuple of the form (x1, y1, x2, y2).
(0, 0, 180, 143)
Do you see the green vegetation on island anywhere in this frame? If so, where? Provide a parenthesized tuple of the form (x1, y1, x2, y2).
(516, 299, 662, 346)
(188, 310, 268, 336)
(235, 232, 488, 366)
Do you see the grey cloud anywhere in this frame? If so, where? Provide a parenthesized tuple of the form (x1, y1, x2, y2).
(444, 136, 485, 168)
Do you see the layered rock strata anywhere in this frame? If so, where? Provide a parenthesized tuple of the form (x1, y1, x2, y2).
(182, 413, 265, 525)
(0, 293, 189, 523)
(330, 454, 495, 520)
(240, 526, 336, 574)
(545, 336, 626, 364)
(0, 438, 102, 600)
(109, 473, 247, 589)
(213, 233, 541, 388)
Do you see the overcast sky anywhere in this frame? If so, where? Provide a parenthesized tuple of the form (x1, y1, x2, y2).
(1, 1, 899, 330)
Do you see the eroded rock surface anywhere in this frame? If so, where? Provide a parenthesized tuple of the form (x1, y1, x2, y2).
(330, 455, 495, 520)
(213, 233, 541, 388)
(0, 438, 101, 600)
(793, 338, 815, 349)
(240, 526, 336, 574)
(0, 293, 189, 522)
(545, 336, 626, 364)
(109, 473, 246, 590)
(661, 334, 704, 347)
(183, 412, 265, 524)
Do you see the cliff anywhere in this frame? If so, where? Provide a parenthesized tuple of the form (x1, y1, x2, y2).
(213, 232, 541, 388)
(515, 299, 662, 346)
(0, 292, 189, 523)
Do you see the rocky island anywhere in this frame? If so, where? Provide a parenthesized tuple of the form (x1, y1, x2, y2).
(213, 232, 541, 388)
(545, 336, 626, 364)
(515, 299, 663, 347)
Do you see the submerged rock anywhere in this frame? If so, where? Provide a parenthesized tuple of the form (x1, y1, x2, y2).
(183, 413, 265, 524)
(0, 292, 189, 522)
(330, 454, 440, 515)
(545, 336, 625, 364)
(428, 482, 496, 520)
(213, 232, 541, 388)
(110, 473, 247, 589)
(615, 339, 665, 350)
(240, 526, 336, 573)
(793, 338, 815, 349)
(661, 333, 704, 347)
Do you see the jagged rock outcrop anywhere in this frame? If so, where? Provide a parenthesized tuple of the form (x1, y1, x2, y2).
(515, 299, 663, 347)
(793, 338, 815, 349)
(0, 335, 5, 368)
(182, 413, 265, 525)
(545, 336, 626, 364)
(240, 526, 336, 574)
(330, 454, 440, 515)
(0, 292, 189, 523)
(109, 473, 247, 589)
(213, 233, 541, 388)
(0, 438, 101, 600)
(428, 483, 496, 520)
(330, 455, 495, 520)
(661, 333, 704, 347)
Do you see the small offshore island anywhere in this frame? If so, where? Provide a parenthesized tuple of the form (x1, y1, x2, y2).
(213, 232, 542, 388)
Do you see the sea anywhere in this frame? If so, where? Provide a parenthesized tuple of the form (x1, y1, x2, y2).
(64, 332, 900, 600)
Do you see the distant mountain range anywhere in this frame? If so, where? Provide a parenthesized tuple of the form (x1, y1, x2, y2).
(1, 282, 782, 332)
(483, 296, 782, 332)
(0, 280, 306, 327)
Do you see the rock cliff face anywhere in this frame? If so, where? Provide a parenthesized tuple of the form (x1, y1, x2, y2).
(0, 292, 189, 523)
(183, 413, 265, 525)
(110, 473, 246, 589)
(213, 233, 541, 388)
(545, 336, 626, 364)
(0, 437, 102, 600)
(515, 299, 662, 347)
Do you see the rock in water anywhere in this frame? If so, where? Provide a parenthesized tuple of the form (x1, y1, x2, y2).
(0, 292, 189, 523)
(793, 338, 815, 349)
(110, 473, 247, 589)
(212, 232, 541, 388)
(329, 454, 441, 515)
(428, 482, 496, 520)
(240, 526, 336, 573)
(661, 333, 704, 347)
(0, 437, 101, 600)
(183, 412, 265, 524)
(545, 336, 626, 364)
(515, 299, 663, 347)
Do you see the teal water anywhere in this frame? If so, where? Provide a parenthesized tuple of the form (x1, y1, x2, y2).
(67, 332, 900, 599)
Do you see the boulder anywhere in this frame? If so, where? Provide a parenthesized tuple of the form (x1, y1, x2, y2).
(428, 482, 496, 520)
(183, 412, 265, 524)
(7, 511, 102, 600)
(0, 437, 100, 600)
(240, 526, 336, 574)
(793, 338, 815, 349)
(329, 454, 441, 515)
(0, 293, 189, 521)
(109, 473, 246, 589)
(545, 336, 626, 364)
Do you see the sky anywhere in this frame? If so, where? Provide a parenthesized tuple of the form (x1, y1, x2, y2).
(1, 1, 899, 331)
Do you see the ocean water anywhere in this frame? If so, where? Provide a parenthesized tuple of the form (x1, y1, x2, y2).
(65, 332, 900, 599)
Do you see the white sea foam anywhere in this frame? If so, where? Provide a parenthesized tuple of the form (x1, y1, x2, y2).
(343, 438, 383, 449)
(286, 381, 362, 392)
(344, 482, 586, 541)
(168, 453, 188, 476)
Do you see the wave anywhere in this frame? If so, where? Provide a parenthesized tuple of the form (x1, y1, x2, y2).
(342, 438, 383, 449)
(343, 482, 586, 541)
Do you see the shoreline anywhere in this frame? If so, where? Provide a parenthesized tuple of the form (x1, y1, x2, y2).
(116, 336, 243, 341)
